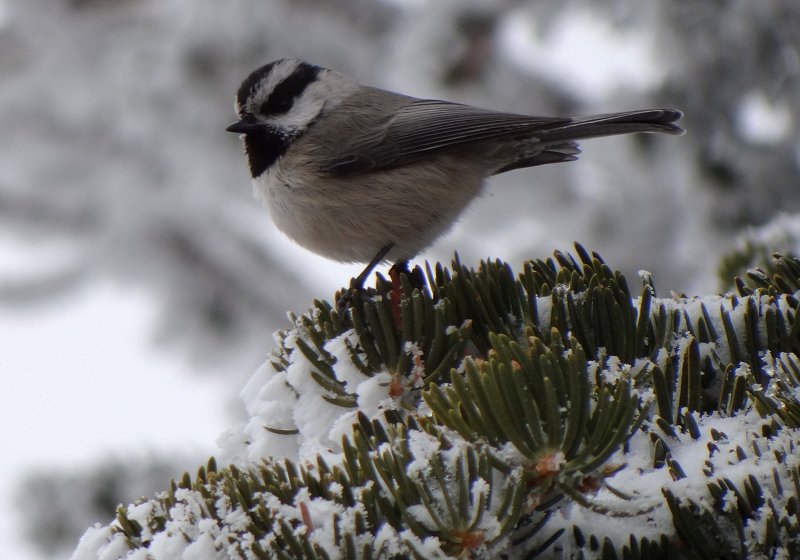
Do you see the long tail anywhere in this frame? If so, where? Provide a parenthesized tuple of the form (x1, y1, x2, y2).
(495, 109, 683, 173)
(541, 109, 684, 142)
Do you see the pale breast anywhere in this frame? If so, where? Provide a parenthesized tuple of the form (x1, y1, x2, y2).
(253, 149, 489, 263)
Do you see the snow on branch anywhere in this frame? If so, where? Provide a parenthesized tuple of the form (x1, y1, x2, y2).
(73, 245, 800, 559)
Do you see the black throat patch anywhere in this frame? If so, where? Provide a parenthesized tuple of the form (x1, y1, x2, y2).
(243, 126, 295, 178)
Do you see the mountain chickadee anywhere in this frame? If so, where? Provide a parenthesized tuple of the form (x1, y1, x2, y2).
(227, 58, 683, 286)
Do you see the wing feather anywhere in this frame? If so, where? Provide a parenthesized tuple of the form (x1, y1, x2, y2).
(324, 99, 569, 174)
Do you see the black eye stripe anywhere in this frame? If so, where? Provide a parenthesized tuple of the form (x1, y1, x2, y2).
(260, 63, 321, 115)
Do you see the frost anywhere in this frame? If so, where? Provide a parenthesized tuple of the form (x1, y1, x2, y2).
(599, 355, 626, 384)
(735, 363, 752, 378)
(406, 430, 441, 476)
(70, 525, 123, 560)
(182, 533, 226, 560)
(373, 523, 403, 557)
(157, 278, 800, 558)
(404, 341, 426, 387)
(294, 394, 347, 443)
(401, 530, 447, 560)
(324, 330, 370, 390)
(68, 239, 800, 559)
(356, 372, 395, 415)
(405, 504, 436, 528)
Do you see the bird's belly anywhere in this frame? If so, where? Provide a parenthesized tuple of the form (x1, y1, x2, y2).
(254, 162, 486, 263)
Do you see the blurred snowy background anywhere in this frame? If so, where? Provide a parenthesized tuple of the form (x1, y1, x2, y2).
(1, 0, 798, 557)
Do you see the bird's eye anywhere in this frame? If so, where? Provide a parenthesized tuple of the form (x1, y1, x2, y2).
(261, 95, 293, 115)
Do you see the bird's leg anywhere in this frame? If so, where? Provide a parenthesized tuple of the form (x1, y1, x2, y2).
(351, 243, 395, 290)
(337, 243, 394, 318)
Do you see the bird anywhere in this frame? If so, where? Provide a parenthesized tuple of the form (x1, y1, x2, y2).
(227, 58, 683, 288)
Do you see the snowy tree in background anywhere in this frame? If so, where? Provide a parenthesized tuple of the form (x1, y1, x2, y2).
(3, 0, 799, 556)
(72, 246, 800, 558)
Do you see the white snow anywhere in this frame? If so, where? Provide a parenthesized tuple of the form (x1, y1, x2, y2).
(499, 8, 665, 103)
(736, 90, 793, 146)
(324, 331, 371, 390)
(65, 280, 800, 558)
(222, 324, 405, 464)
(406, 430, 443, 476)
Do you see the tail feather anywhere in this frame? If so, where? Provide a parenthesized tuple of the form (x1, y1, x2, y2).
(495, 142, 581, 173)
(493, 109, 683, 175)
(540, 109, 684, 142)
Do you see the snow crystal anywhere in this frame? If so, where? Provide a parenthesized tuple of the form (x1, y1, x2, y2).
(327, 377, 396, 450)
(223, 505, 249, 534)
(297, 435, 343, 466)
(297, 493, 347, 556)
(734, 363, 752, 379)
(149, 528, 191, 559)
(403, 341, 423, 358)
(761, 350, 776, 380)
(285, 336, 329, 397)
(248, 426, 299, 463)
(126, 502, 156, 541)
(470, 476, 490, 504)
(324, 330, 370, 390)
(406, 430, 442, 476)
(535, 295, 552, 327)
(355, 372, 395, 415)
(579, 405, 790, 551)
(203, 281, 800, 558)
(69, 525, 123, 560)
(328, 410, 361, 449)
(405, 504, 436, 527)
(253, 399, 297, 432)
(404, 341, 426, 385)
(400, 530, 447, 560)
(228, 362, 302, 460)
(372, 523, 403, 557)
(294, 393, 348, 443)
(183, 532, 226, 560)
(215, 423, 250, 461)
(599, 355, 626, 384)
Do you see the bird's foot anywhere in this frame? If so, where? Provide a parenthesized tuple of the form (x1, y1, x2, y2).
(336, 243, 395, 320)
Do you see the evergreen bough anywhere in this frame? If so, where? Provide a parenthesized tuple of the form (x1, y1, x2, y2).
(73, 245, 800, 559)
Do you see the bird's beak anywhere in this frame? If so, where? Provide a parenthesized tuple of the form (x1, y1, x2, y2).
(226, 120, 264, 134)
